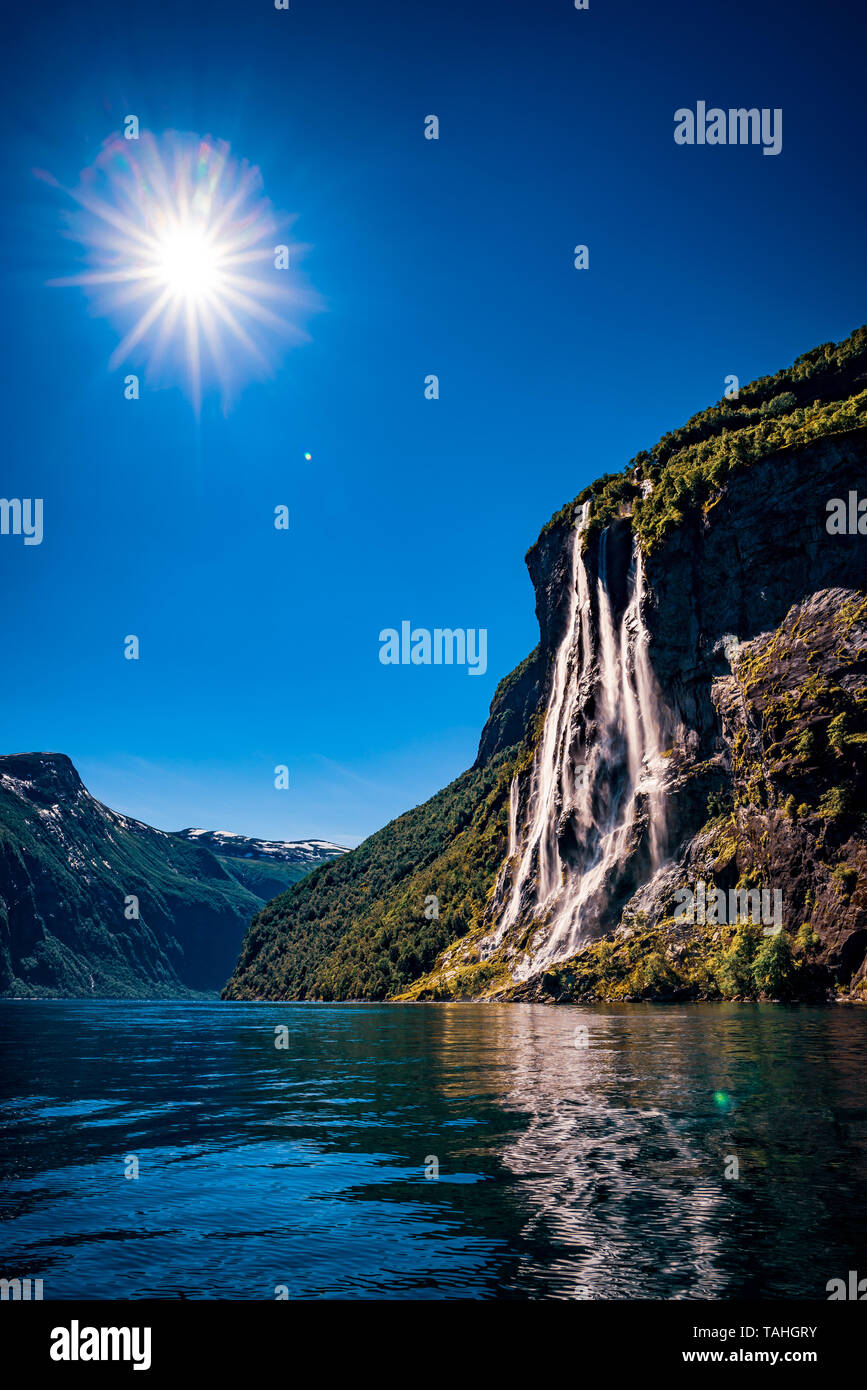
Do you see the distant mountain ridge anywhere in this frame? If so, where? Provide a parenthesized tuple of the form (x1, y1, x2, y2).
(174, 827, 346, 863)
(171, 827, 347, 903)
(0, 752, 343, 998)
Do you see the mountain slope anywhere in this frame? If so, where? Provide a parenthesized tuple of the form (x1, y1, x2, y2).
(0, 754, 343, 998)
(223, 326, 867, 1005)
(224, 750, 516, 1000)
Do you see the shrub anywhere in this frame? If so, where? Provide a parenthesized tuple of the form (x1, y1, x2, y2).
(706, 789, 734, 820)
(831, 864, 858, 898)
(713, 923, 762, 997)
(818, 785, 853, 820)
(827, 713, 850, 754)
(796, 729, 816, 759)
(751, 930, 797, 999)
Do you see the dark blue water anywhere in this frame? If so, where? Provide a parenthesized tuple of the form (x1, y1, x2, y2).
(1, 1000, 866, 1299)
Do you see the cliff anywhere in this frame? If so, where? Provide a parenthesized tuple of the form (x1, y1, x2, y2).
(224, 326, 867, 1004)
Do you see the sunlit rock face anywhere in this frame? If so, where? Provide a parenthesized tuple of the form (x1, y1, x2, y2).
(478, 429, 867, 991)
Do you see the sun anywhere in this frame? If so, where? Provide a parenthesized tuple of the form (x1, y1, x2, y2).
(49, 130, 311, 411)
(155, 226, 223, 300)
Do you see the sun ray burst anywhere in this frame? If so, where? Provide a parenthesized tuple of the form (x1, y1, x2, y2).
(50, 130, 310, 411)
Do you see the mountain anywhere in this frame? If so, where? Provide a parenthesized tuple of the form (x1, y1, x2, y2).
(172, 828, 346, 901)
(0, 753, 345, 998)
(224, 325, 867, 1005)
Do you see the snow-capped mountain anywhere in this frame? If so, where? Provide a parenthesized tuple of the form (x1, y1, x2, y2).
(174, 828, 346, 865)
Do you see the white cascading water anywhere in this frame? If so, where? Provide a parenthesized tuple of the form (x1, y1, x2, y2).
(488, 504, 670, 976)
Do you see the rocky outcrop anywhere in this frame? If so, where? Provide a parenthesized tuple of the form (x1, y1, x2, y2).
(648, 432, 867, 745)
(705, 587, 867, 984)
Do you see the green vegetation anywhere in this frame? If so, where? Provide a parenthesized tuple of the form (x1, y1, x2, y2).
(206, 853, 321, 901)
(706, 788, 734, 820)
(224, 748, 517, 1000)
(714, 923, 764, 997)
(539, 325, 867, 554)
(726, 593, 867, 826)
(526, 918, 818, 1005)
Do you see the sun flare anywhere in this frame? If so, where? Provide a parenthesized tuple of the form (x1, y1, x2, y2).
(49, 131, 308, 411)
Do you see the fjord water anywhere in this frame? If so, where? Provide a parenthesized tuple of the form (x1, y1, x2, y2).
(1, 1000, 865, 1300)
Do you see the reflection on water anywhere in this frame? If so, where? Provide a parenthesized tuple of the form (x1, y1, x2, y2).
(0, 1000, 865, 1299)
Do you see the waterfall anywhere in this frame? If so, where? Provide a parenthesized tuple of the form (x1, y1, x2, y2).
(489, 505, 670, 975)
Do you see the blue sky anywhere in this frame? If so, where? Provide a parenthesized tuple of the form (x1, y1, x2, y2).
(0, 0, 864, 846)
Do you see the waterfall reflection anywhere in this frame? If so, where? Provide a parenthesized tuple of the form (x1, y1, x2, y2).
(421, 1003, 867, 1298)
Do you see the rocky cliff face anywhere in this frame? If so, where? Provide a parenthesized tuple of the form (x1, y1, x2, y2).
(0, 753, 341, 997)
(448, 428, 867, 1001)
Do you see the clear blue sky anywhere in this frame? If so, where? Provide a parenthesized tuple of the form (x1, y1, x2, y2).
(0, 0, 864, 846)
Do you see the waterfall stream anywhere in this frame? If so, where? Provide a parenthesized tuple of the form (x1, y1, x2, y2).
(489, 505, 670, 976)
